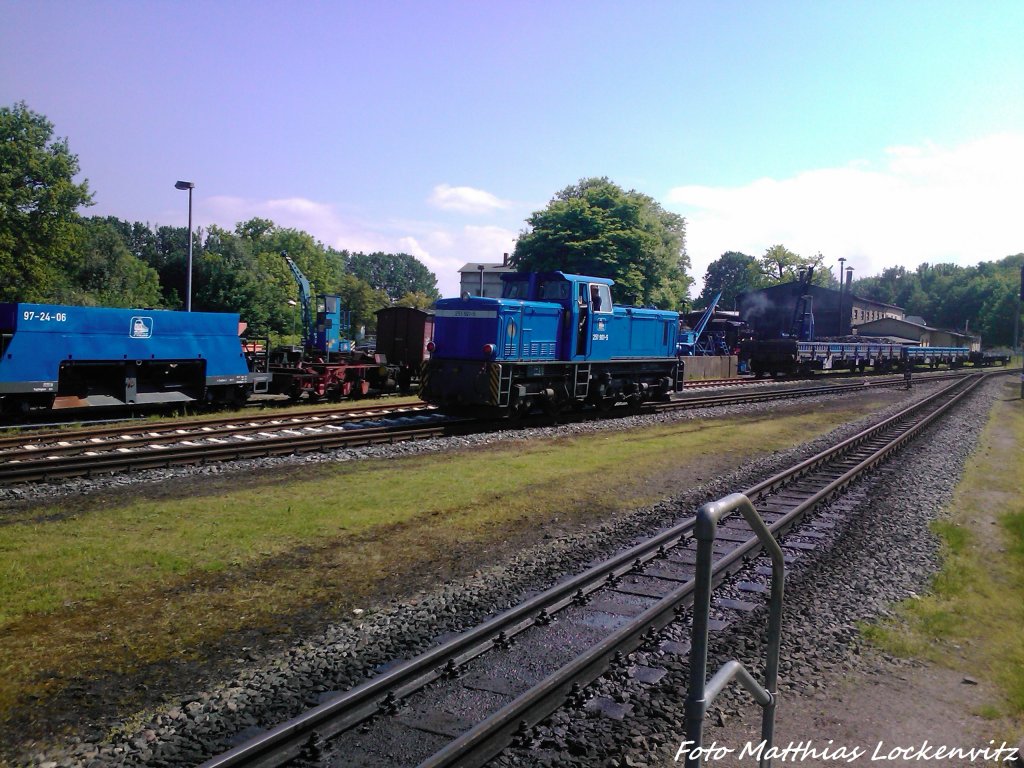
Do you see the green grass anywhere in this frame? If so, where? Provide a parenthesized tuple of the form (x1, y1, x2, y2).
(0, 397, 888, 740)
(864, 377, 1024, 721)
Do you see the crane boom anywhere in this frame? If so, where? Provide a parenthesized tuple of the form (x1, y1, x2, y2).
(282, 251, 313, 347)
(677, 291, 722, 356)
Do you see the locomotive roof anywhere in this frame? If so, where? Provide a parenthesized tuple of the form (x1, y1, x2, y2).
(499, 271, 614, 286)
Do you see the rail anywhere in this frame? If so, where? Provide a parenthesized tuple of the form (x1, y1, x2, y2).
(683, 492, 785, 768)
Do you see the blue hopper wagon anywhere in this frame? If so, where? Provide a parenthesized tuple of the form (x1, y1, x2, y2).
(0, 302, 270, 415)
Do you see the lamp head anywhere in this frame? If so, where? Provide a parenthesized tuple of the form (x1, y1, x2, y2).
(175, 180, 195, 190)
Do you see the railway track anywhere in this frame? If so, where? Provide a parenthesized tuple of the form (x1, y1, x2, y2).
(197, 371, 992, 768)
(0, 370, 977, 485)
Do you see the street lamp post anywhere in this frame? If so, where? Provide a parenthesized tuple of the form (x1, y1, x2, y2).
(845, 267, 854, 332)
(477, 264, 485, 296)
(175, 180, 195, 311)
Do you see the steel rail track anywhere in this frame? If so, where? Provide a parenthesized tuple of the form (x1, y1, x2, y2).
(0, 370, 978, 485)
(0, 407, 442, 464)
(654, 368, 968, 414)
(0, 402, 438, 453)
(198, 371, 992, 768)
(0, 369, 963, 452)
(0, 422, 462, 484)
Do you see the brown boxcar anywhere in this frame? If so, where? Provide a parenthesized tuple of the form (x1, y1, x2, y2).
(374, 306, 434, 392)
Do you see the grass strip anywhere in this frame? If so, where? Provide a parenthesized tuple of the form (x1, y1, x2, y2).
(863, 378, 1024, 721)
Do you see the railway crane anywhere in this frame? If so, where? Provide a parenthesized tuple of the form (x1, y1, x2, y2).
(268, 252, 394, 401)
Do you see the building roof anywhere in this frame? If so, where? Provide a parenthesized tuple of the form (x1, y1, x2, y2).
(858, 317, 979, 343)
(849, 294, 904, 311)
(458, 262, 515, 273)
(859, 317, 936, 332)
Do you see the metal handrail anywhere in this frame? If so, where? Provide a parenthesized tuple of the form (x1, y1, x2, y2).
(683, 492, 786, 768)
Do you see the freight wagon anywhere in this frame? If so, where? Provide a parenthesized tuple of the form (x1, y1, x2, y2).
(0, 302, 270, 415)
(374, 306, 434, 393)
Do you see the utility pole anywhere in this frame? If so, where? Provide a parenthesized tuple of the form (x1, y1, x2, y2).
(837, 256, 846, 336)
(1018, 265, 1023, 399)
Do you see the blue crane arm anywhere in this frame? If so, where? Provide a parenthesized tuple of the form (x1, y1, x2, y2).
(692, 291, 722, 339)
(281, 251, 313, 345)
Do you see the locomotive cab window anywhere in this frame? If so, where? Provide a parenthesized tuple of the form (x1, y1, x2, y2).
(590, 284, 612, 313)
(503, 279, 530, 300)
(538, 281, 570, 302)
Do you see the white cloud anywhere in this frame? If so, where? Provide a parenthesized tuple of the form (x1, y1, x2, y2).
(428, 184, 510, 214)
(667, 133, 1024, 296)
(202, 195, 394, 254)
(397, 225, 518, 298)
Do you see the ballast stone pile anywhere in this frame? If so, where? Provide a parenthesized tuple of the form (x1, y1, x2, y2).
(20, 380, 993, 767)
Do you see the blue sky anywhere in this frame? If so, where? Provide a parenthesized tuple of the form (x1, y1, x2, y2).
(3, 1, 1022, 298)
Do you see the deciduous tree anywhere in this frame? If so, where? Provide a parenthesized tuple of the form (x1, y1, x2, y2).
(0, 102, 93, 301)
(697, 251, 763, 309)
(62, 218, 162, 307)
(511, 177, 690, 309)
(343, 251, 440, 302)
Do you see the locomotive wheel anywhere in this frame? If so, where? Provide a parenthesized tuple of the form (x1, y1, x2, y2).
(506, 393, 532, 425)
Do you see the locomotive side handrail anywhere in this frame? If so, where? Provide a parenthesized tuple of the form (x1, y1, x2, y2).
(683, 492, 786, 768)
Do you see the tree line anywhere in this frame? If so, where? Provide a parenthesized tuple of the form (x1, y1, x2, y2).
(0, 102, 439, 340)
(698, 247, 1024, 347)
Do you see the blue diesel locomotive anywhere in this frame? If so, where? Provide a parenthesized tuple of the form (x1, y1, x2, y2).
(419, 272, 682, 417)
(0, 302, 270, 414)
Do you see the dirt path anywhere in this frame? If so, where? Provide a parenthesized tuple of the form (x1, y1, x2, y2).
(698, 653, 1020, 767)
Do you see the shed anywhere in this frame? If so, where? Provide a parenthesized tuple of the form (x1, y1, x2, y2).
(856, 318, 980, 350)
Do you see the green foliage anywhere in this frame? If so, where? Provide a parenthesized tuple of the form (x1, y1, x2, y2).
(756, 245, 833, 287)
(60, 218, 163, 307)
(395, 291, 437, 309)
(0, 102, 93, 301)
(343, 251, 440, 302)
(97, 217, 189, 308)
(336, 273, 391, 335)
(512, 177, 691, 309)
(195, 225, 288, 332)
(853, 254, 1024, 345)
(189, 220, 434, 338)
(697, 251, 765, 309)
(700, 246, 838, 312)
